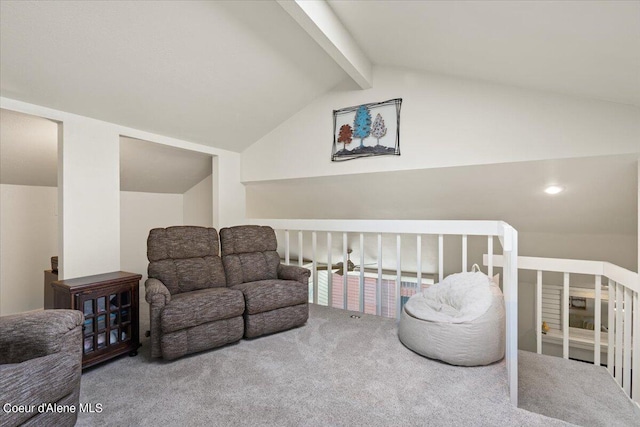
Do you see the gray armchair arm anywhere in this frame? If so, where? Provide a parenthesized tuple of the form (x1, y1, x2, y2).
(0, 310, 84, 364)
(145, 278, 171, 358)
(278, 264, 311, 285)
(145, 278, 171, 306)
(0, 310, 83, 426)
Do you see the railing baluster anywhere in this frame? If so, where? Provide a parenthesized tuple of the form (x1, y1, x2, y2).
(396, 234, 402, 320)
(298, 231, 303, 267)
(377, 233, 382, 316)
(312, 231, 317, 305)
(416, 235, 422, 293)
(608, 279, 615, 376)
(594, 275, 601, 366)
(488, 236, 493, 278)
(536, 270, 542, 354)
(359, 233, 365, 313)
(633, 290, 639, 404)
(327, 232, 332, 308)
(343, 232, 348, 310)
(462, 234, 467, 272)
(438, 234, 444, 283)
(615, 282, 623, 385)
(562, 272, 569, 359)
(285, 230, 290, 265)
(623, 287, 632, 395)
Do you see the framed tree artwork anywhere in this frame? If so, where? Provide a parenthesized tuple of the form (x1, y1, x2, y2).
(332, 98, 402, 162)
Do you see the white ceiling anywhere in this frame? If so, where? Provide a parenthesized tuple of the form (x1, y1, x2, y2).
(329, 0, 640, 106)
(247, 154, 638, 235)
(1, 1, 638, 156)
(0, 1, 347, 152)
(120, 137, 211, 194)
(0, 109, 58, 187)
(0, 109, 211, 193)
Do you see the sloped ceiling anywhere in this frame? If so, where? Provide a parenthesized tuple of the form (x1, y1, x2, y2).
(120, 136, 211, 194)
(1, 0, 638, 157)
(0, 109, 211, 193)
(329, 0, 640, 106)
(0, 1, 347, 152)
(0, 109, 57, 187)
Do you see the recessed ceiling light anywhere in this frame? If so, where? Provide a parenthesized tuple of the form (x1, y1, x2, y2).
(544, 185, 564, 195)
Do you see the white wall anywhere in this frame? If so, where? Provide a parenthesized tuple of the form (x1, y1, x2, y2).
(0, 185, 190, 316)
(241, 66, 639, 353)
(120, 191, 183, 286)
(1, 97, 246, 281)
(59, 117, 121, 278)
(217, 152, 245, 228)
(519, 231, 637, 271)
(183, 175, 213, 227)
(242, 66, 640, 183)
(0, 185, 57, 315)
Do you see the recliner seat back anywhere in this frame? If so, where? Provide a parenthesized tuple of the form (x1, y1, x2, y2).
(220, 225, 280, 285)
(147, 226, 226, 294)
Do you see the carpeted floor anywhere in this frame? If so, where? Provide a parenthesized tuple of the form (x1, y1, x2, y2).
(77, 304, 638, 426)
(519, 351, 640, 426)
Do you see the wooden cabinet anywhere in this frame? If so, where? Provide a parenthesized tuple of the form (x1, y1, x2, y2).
(52, 271, 142, 369)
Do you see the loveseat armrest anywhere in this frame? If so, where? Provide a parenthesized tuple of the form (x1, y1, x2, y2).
(145, 278, 171, 307)
(278, 264, 311, 285)
(145, 278, 171, 358)
(0, 310, 84, 365)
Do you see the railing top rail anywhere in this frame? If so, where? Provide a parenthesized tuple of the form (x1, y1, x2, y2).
(485, 254, 639, 293)
(248, 219, 513, 239)
(603, 262, 639, 290)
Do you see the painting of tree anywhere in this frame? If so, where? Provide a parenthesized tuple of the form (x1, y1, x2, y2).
(337, 124, 353, 150)
(371, 113, 387, 145)
(353, 105, 371, 148)
(332, 98, 401, 162)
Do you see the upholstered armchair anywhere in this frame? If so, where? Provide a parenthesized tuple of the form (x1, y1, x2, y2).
(0, 309, 83, 427)
(220, 225, 310, 338)
(145, 226, 245, 360)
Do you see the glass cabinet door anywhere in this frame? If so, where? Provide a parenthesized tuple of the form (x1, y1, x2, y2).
(79, 288, 133, 355)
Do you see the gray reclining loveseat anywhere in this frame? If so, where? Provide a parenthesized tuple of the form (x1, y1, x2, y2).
(145, 225, 309, 360)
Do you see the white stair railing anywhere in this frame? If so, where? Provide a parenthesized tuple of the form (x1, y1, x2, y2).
(486, 254, 639, 407)
(249, 219, 519, 406)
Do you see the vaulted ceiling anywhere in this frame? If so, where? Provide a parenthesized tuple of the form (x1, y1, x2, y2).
(0, 1, 346, 152)
(328, 0, 640, 106)
(1, 1, 638, 240)
(1, 1, 638, 153)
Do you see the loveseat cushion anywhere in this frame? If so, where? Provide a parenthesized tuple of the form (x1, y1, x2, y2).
(220, 226, 280, 285)
(149, 256, 226, 295)
(220, 225, 277, 256)
(231, 280, 307, 315)
(148, 226, 220, 261)
(223, 252, 280, 285)
(161, 287, 244, 333)
(147, 226, 227, 295)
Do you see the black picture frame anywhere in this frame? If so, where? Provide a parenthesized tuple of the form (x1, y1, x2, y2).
(332, 98, 402, 162)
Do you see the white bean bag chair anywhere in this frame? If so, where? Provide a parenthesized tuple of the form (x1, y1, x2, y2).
(398, 268, 505, 366)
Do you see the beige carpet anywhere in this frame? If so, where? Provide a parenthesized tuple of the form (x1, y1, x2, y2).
(76, 304, 636, 426)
